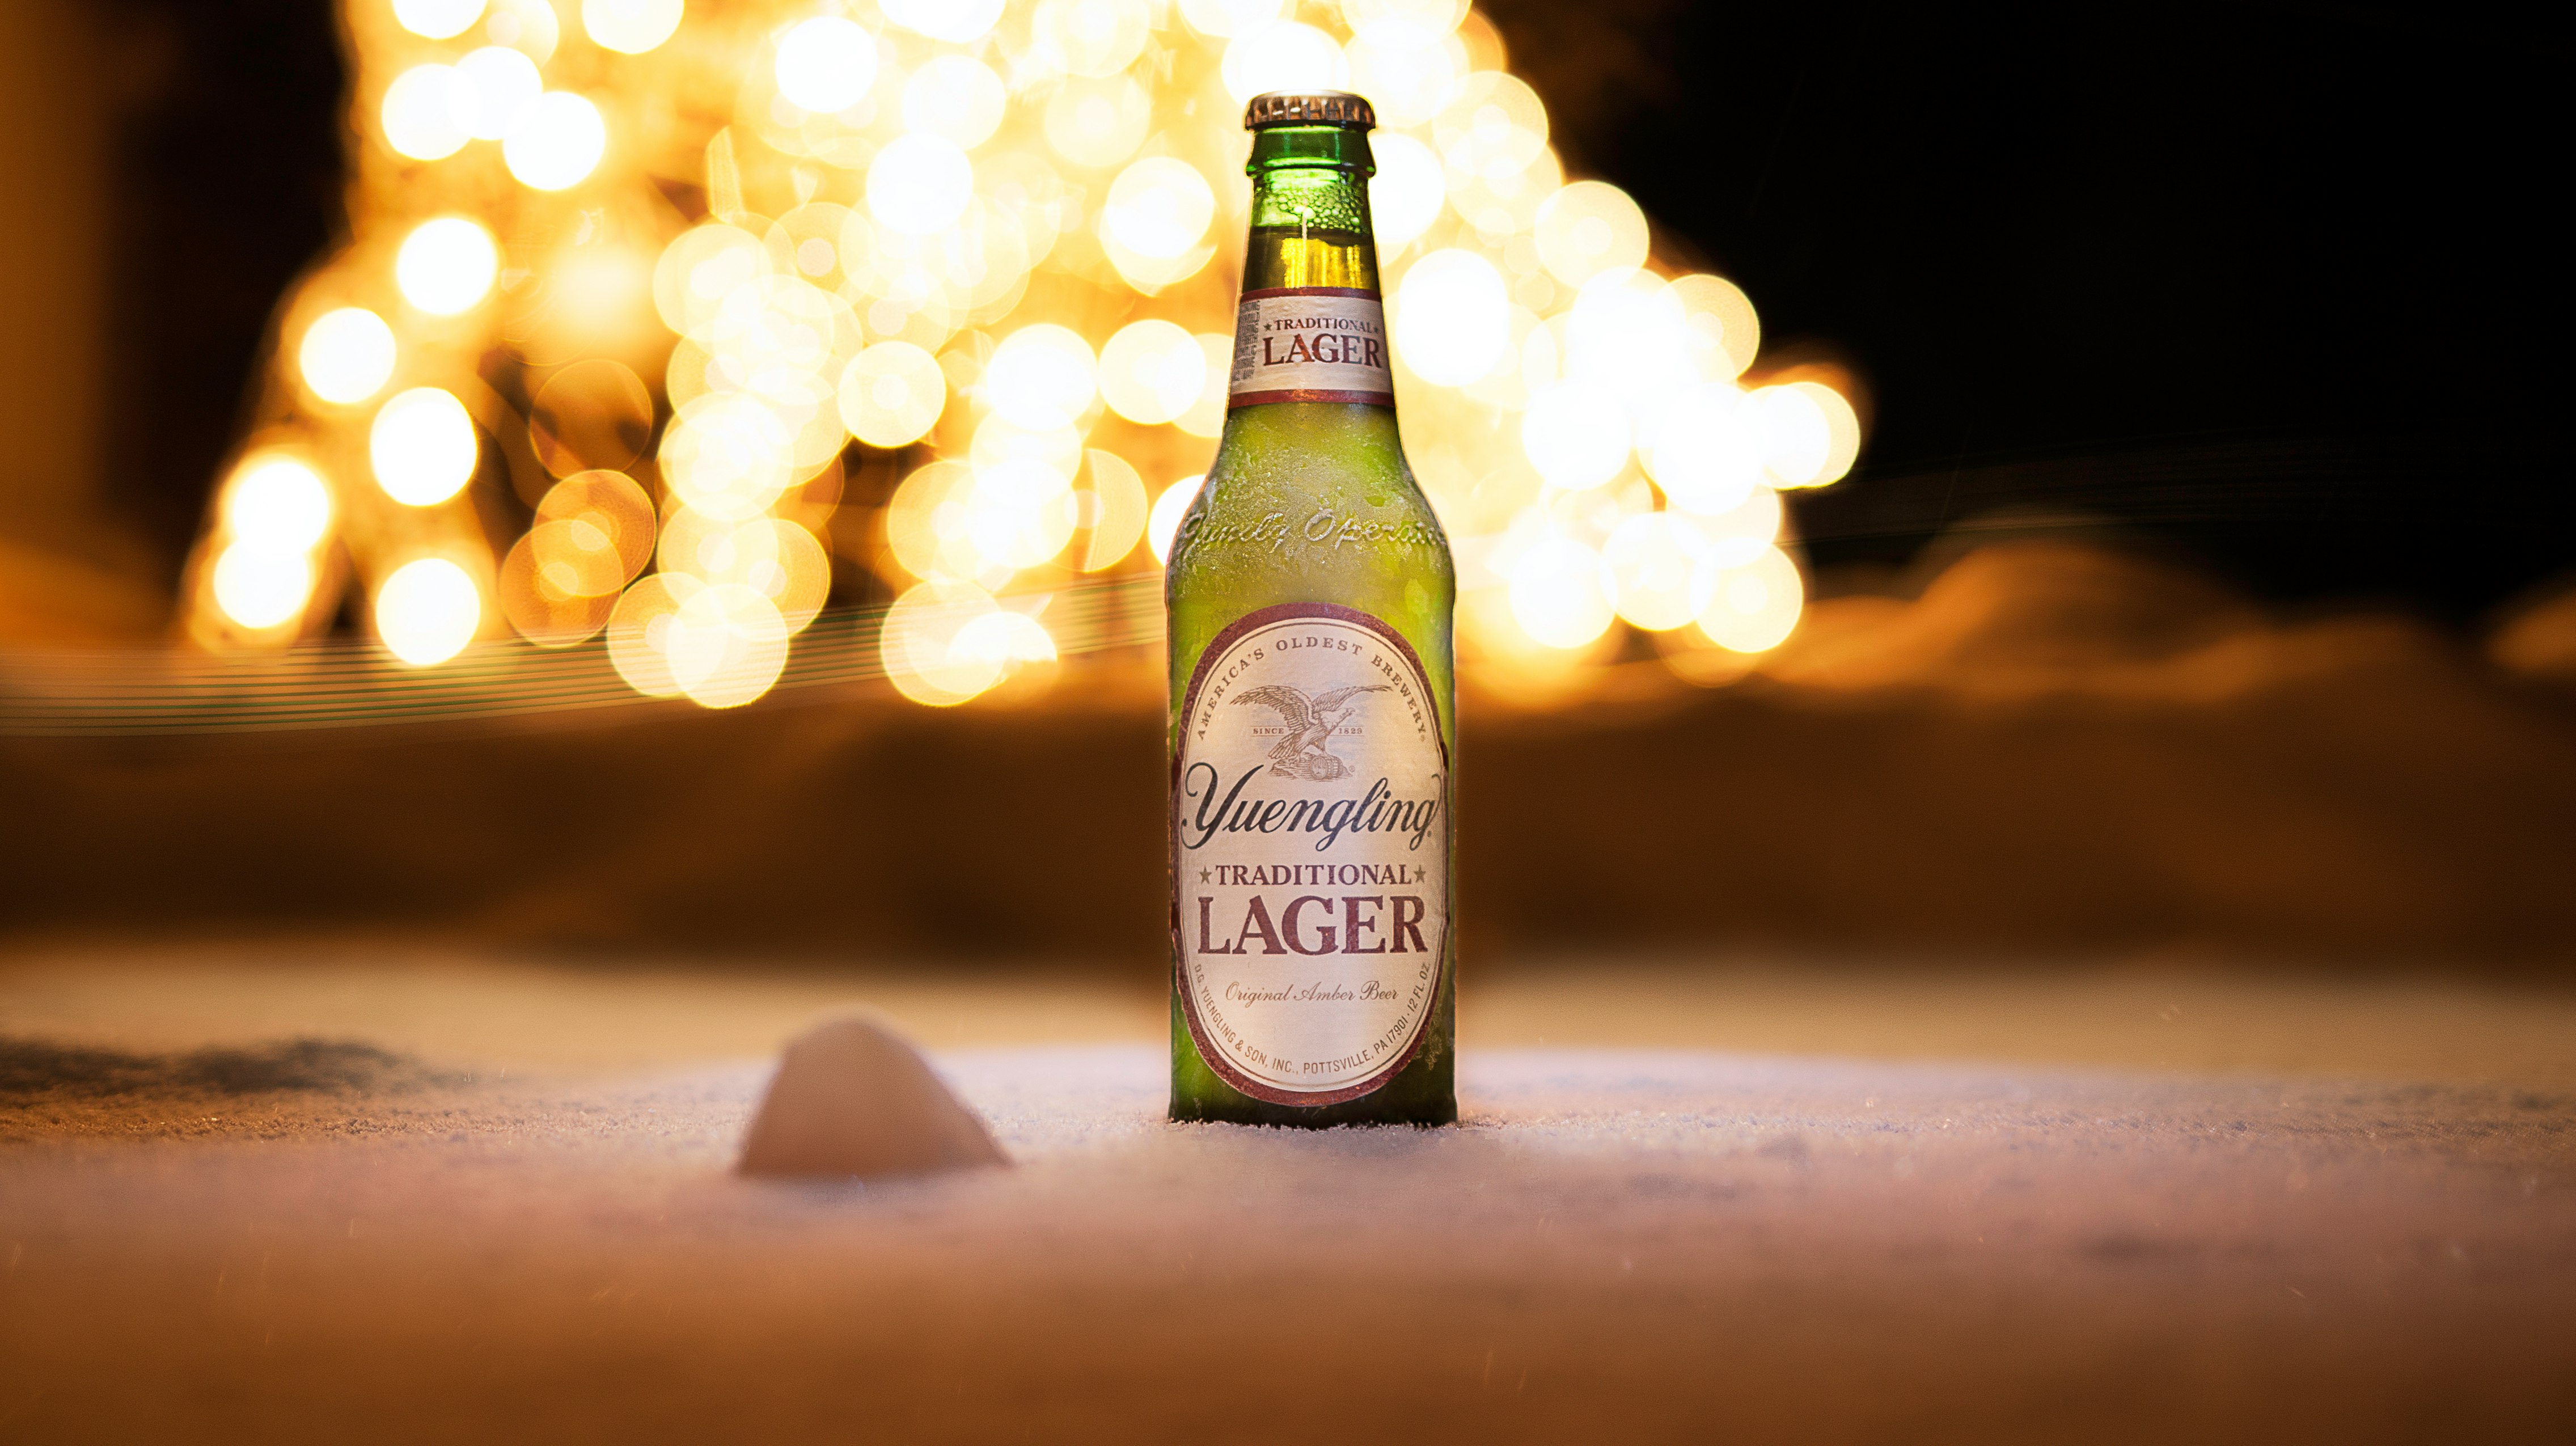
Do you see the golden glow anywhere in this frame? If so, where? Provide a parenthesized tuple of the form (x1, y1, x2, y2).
(904, 56, 1008, 150)
(883, 0, 1005, 44)
(1181, 0, 1288, 39)
(1695, 545, 1803, 653)
(773, 18, 879, 115)
(502, 92, 607, 190)
(1534, 181, 1648, 288)
(1394, 248, 1508, 385)
(1098, 319, 1205, 425)
(1694, 484, 1783, 567)
(396, 217, 501, 315)
(660, 392, 794, 521)
(1174, 335, 1233, 438)
(381, 65, 471, 160)
(984, 324, 1098, 431)
(374, 558, 483, 666)
(370, 388, 480, 506)
(500, 523, 620, 646)
(1222, 23, 1350, 102)
(1668, 272, 1759, 381)
(222, 456, 333, 553)
(1044, 76, 1152, 170)
(970, 411, 1083, 484)
(1039, 0, 1153, 78)
(837, 340, 947, 447)
(883, 581, 1005, 705)
(531, 360, 655, 476)
(665, 583, 791, 708)
(454, 45, 543, 141)
(298, 308, 397, 405)
(394, 0, 485, 41)
(212, 544, 315, 631)
(1646, 383, 1762, 516)
(1506, 534, 1613, 649)
(1776, 380, 1862, 488)
(659, 511, 831, 633)
(1346, 29, 1466, 130)
(1078, 449, 1149, 570)
(1520, 377, 1629, 491)
(885, 459, 976, 582)
(868, 134, 975, 235)
(189, 0, 1867, 712)
(1367, 132, 1448, 250)
(1601, 512, 1706, 631)
(606, 573, 701, 696)
(1343, 0, 1469, 48)
(1148, 473, 1205, 565)
(582, 0, 683, 54)
(1102, 158, 1217, 290)
(537, 470, 658, 582)
(652, 224, 765, 339)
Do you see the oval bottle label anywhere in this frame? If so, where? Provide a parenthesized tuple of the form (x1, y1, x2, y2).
(1228, 287, 1395, 408)
(1171, 603, 1449, 1105)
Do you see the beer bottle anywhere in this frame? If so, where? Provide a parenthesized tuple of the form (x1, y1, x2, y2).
(1166, 91, 1457, 1127)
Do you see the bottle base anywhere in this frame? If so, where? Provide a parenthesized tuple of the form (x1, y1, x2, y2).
(1168, 1093, 1458, 1128)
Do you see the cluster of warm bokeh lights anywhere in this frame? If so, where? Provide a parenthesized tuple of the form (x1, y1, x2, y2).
(184, 0, 1859, 708)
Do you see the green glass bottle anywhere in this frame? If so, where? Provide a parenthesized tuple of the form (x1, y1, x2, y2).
(1166, 91, 1457, 1127)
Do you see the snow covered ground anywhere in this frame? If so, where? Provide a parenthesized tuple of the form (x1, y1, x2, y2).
(2, 954, 2571, 1442)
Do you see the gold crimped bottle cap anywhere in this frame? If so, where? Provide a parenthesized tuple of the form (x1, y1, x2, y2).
(1243, 91, 1377, 131)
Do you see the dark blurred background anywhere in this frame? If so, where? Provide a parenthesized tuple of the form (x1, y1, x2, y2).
(5, 1, 2573, 970)
(1490, 0, 2565, 619)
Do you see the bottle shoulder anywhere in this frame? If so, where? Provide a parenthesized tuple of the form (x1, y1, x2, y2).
(1174, 403, 1452, 577)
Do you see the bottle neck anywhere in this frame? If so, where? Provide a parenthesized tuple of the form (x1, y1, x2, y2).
(1242, 126, 1381, 295)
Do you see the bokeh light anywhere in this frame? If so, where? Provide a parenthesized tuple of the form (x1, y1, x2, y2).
(984, 324, 1098, 431)
(298, 308, 397, 405)
(187, 0, 1864, 712)
(222, 456, 334, 553)
(582, 0, 683, 54)
(370, 388, 480, 506)
(1695, 545, 1803, 653)
(502, 92, 607, 190)
(375, 558, 483, 666)
(1520, 377, 1630, 490)
(1507, 534, 1613, 649)
(1098, 320, 1205, 425)
(1395, 248, 1508, 385)
(773, 18, 878, 115)
(868, 134, 975, 235)
(394, 0, 485, 43)
(454, 45, 543, 141)
(884, 0, 1005, 44)
(1149, 474, 1205, 564)
(212, 544, 315, 631)
(904, 56, 1007, 149)
(396, 217, 501, 315)
(1534, 181, 1648, 287)
(382, 65, 472, 160)
(1222, 22, 1348, 102)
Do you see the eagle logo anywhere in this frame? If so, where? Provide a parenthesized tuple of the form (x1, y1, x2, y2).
(1232, 683, 1391, 780)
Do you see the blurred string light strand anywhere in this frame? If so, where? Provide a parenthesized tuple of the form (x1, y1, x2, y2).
(167, 0, 1860, 714)
(1, 577, 1162, 735)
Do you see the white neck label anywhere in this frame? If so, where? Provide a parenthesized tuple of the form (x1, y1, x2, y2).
(1228, 288, 1395, 408)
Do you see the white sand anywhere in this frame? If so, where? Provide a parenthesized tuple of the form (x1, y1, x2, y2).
(2, 954, 2572, 1442)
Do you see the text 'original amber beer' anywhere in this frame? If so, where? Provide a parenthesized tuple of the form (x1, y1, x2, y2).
(1166, 92, 1457, 1127)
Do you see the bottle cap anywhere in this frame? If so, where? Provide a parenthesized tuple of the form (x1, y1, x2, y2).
(1243, 91, 1377, 132)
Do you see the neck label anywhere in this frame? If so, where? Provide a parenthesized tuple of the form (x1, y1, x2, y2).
(1171, 603, 1449, 1105)
(1229, 287, 1395, 408)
